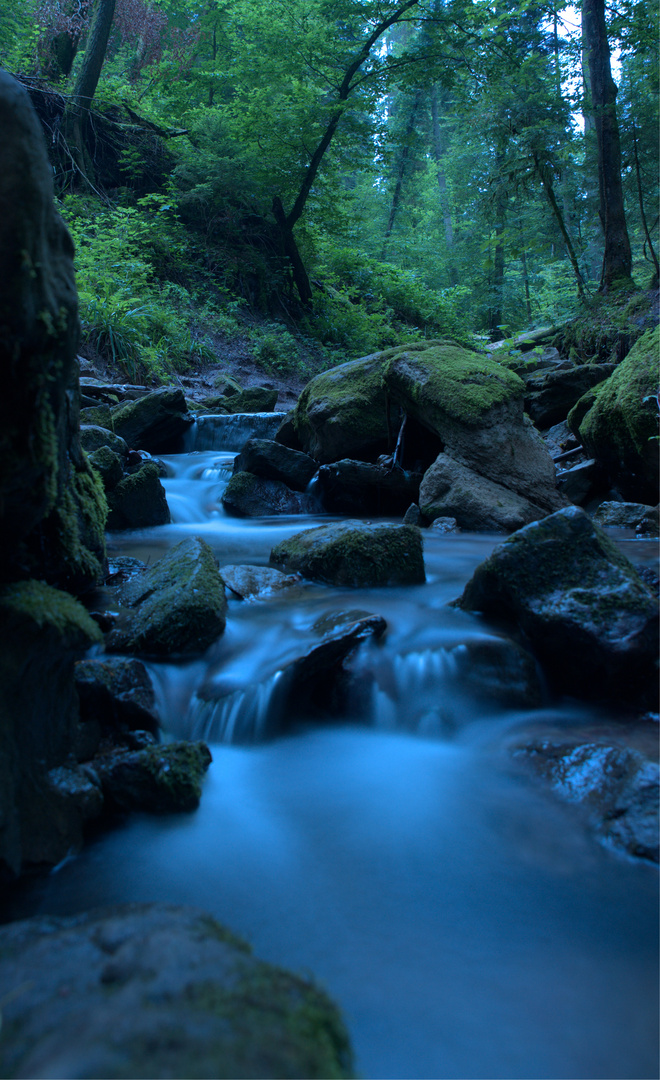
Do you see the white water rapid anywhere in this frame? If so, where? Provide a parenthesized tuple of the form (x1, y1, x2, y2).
(8, 430, 659, 1080)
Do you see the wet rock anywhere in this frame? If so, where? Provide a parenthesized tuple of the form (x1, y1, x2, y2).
(317, 460, 421, 515)
(593, 500, 658, 531)
(233, 438, 317, 491)
(111, 387, 194, 454)
(383, 344, 565, 512)
(451, 637, 542, 708)
(542, 420, 580, 459)
(293, 354, 395, 463)
(458, 506, 658, 703)
(220, 565, 302, 600)
(523, 363, 615, 428)
(222, 472, 320, 517)
(225, 386, 279, 413)
(106, 536, 227, 657)
(270, 521, 425, 587)
(0, 580, 103, 877)
(638, 504, 660, 537)
(87, 445, 123, 491)
(403, 503, 423, 526)
(556, 458, 607, 506)
(420, 454, 549, 532)
(513, 741, 659, 862)
(574, 328, 659, 503)
(106, 461, 171, 530)
(0, 903, 354, 1080)
(75, 656, 159, 753)
(431, 516, 458, 533)
(274, 409, 304, 451)
(106, 555, 148, 585)
(80, 423, 129, 458)
(94, 741, 212, 813)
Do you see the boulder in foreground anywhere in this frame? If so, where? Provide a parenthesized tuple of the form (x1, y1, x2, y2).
(270, 521, 425, 587)
(0, 903, 354, 1080)
(106, 536, 227, 656)
(458, 506, 658, 703)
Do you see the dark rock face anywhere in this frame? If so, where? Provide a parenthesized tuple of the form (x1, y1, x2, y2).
(523, 363, 615, 428)
(75, 656, 160, 753)
(419, 454, 550, 532)
(270, 521, 425, 587)
(111, 387, 194, 453)
(0, 71, 107, 595)
(106, 536, 227, 657)
(222, 471, 320, 516)
(0, 904, 354, 1080)
(593, 501, 658, 530)
(556, 458, 607, 506)
(106, 461, 171, 529)
(513, 741, 659, 862)
(94, 742, 212, 813)
(233, 438, 318, 491)
(0, 581, 103, 879)
(317, 460, 422, 516)
(458, 506, 658, 703)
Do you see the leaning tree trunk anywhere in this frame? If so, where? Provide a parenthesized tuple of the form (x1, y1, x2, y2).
(62, 0, 116, 188)
(582, 0, 633, 290)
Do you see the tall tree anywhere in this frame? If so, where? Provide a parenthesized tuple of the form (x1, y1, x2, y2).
(582, 0, 632, 289)
(63, 0, 116, 186)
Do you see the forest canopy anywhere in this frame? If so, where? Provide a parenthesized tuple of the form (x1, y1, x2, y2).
(2, 0, 657, 379)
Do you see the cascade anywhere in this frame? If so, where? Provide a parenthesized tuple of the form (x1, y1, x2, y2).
(186, 411, 288, 451)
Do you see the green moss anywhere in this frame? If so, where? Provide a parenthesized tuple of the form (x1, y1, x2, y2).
(579, 327, 659, 458)
(271, 521, 425, 587)
(138, 742, 212, 808)
(51, 461, 108, 588)
(383, 345, 524, 427)
(0, 579, 102, 646)
(293, 355, 391, 460)
(193, 914, 252, 954)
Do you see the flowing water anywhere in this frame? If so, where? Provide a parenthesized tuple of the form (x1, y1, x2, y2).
(8, 424, 660, 1079)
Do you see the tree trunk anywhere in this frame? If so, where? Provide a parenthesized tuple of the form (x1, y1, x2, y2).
(382, 89, 423, 257)
(631, 121, 659, 287)
(430, 86, 457, 286)
(582, 0, 633, 289)
(63, 0, 116, 186)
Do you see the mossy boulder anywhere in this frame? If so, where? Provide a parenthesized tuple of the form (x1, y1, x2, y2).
(575, 328, 659, 503)
(270, 521, 425, 587)
(106, 461, 171, 530)
(458, 506, 658, 703)
(383, 345, 564, 510)
(80, 423, 129, 458)
(222, 472, 320, 517)
(0, 904, 355, 1080)
(88, 444, 123, 491)
(225, 386, 279, 413)
(293, 355, 395, 463)
(111, 387, 194, 453)
(94, 741, 212, 813)
(0, 580, 103, 878)
(106, 536, 227, 657)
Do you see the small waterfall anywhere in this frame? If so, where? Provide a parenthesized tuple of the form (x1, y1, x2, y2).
(370, 647, 461, 734)
(186, 412, 288, 452)
(188, 671, 288, 743)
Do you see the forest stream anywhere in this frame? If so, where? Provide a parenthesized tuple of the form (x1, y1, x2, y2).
(6, 420, 659, 1080)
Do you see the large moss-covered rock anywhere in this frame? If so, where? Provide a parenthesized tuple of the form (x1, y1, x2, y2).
(293, 355, 395, 463)
(111, 387, 194, 453)
(225, 386, 279, 413)
(106, 536, 227, 656)
(383, 345, 564, 510)
(270, 521, 425, 587)
(419, 453, 550, 532)
(458, 506, 658, 702)
(94, 741, 212, 813)
(0, 71, 107, 594)
(80, 423, 129, 458)
(0, 904, 355, 1080)
(576, 328, 659, 503)
(0, 580, 103, 879)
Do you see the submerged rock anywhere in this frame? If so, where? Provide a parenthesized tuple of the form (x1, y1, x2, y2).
(0, 904, 354, 1079)
(458, 506, 658, 703)
(270, 521, 425, 587)
(220, 564, 302, 600)
(222, 471, 320, 517)
(419, 453, 550, 532)
(111, 387, 194, 453)
(106, 536, 227, 657)
(94, 741, 212, 813)
(514, 741, 659, 862)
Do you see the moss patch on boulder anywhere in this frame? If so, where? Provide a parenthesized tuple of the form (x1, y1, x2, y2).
(270, 521, 425, 587)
